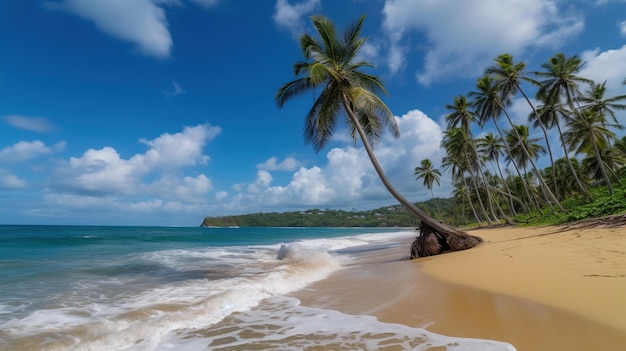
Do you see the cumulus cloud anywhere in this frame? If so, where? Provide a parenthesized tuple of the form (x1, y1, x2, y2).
(620, 20, 626, 36)
(272, 0, 320, 37)
(138, 123, 219, 169)
(381, 0, 584, 84)
(257, 156, 301, 171)
(0, 140, 66, 163)
(3, 115, 56, 132)
(50, 123, 219, 201)
(247, 170, 273, 193)
(48, 0, 174, 58)
(0, 170, 28, 189)
(579, 45, 626, 90)
(216, 109, 447, 213)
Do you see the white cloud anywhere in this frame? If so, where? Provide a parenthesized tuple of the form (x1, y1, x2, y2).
(50, 123, 219, 201)
(216, 109, 447, 213)
(381, 0, 584, 84)
(247, 170, 273, 193)
(146, 174, 212, 201)
(0, 170, 28, 189)
(138, 123, 220, 169)
(620, 20, 626, 36)
(0, 140, 66, 163)
(580, 45, 626, 90)
(272, 0, 320, 37)
(49, 0, 174, 58)
(215, 190, 228, 200)
(3, 115, 56, 132)
(163, 81, 186, 97)
(257, 156, 301, 171)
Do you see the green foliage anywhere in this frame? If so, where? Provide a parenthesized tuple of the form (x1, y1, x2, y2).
(512, 178, 626, 226)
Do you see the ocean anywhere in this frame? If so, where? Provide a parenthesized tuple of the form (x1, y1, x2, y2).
(0, 225, 516, 351)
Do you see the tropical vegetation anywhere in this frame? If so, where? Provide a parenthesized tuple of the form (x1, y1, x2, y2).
(431, 52, 626, 225)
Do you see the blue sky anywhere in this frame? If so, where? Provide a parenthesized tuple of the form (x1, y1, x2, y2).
(1, 0, 626, 226)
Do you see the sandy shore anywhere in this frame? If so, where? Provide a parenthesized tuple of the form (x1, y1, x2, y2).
(292, 217, 626, 351)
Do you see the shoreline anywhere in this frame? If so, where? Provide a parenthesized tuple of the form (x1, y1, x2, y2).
(291, 221, 626, 351)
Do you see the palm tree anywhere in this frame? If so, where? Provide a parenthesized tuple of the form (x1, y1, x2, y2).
(444, 97, 498, 224)
(414, 159, 442, 201)
(486, 54, 564, 212)
(535, 53, 592, 113)
(534, 91, 592, 201)
(576, 81, 626, 125)
(534, 53, 594, 202)
(505, 124, 549, 211)
(476, 132, 523, 215)
(443, 155, 482, 224)
(470, 74, 534, 213)
(563, 109, 622, 195)
(276, 15, 481, 256)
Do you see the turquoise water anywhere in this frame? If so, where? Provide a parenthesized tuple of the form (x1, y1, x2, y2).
(0, 225, 516, 351)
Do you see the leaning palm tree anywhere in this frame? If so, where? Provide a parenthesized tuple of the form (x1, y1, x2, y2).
(445, 96, 498, 224)
(534, 91, 592, 201)
(563, 109, 622, 195)
(505, 124, 549, 211)
(276, 15, 481, 257)
(476, 132, 523, 215)
(576, 81, 626, 126)
(486, 54, 564, 212)
(470, 74, 534, 213)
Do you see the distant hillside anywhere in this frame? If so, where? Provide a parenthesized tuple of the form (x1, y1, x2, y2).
(201, 198, 458, 227)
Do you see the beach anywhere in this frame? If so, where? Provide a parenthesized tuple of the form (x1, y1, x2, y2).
(2, 223, 624, 350)
(293, 217, 626, 351)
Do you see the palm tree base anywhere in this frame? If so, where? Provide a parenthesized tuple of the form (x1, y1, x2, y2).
(409, 222, 483, 258)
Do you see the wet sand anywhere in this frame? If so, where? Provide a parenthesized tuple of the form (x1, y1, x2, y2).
(292, 219, 626, 351)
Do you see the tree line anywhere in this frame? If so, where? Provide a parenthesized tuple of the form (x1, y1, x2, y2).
(414, 53, 626, 225)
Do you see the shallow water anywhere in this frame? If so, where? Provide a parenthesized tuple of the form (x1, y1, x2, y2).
(0, 225, 515, 350)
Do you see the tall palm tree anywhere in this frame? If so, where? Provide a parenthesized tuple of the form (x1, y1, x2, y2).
(442, 127, 496, 224)
(476, 132, 523, 215)
(576, 81, 626, 125)
(486, 54, 564, 212)
(276, 15, 481, 255)
(534, 91, 592, 201)
(470, 74, 535, 213)
(414, 159, 442, 201)
(442, 155, 481, 224)
(563, 109, 622, 195)
(534, 53, 595, 202)
(505, 124, 550, 211)
(444, 98, 498, 224)
(535, 53, 592, 113)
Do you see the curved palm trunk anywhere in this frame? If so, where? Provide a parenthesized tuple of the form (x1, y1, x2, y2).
(464, 156, 495, 225)
(494, 156, 523, 214)
(492, 112, 542, 214)
(488, 182, 527, 214)
(518, 85, 560, 197)
(471, 148, 500, 223)
(562, 90, 594, 202)
(590, 133, 614, 195)
(554, 118, 593, 201)
(342, 98, 482, 256)
(463, 177, 482, 223)
(501, 108, 564, 213)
